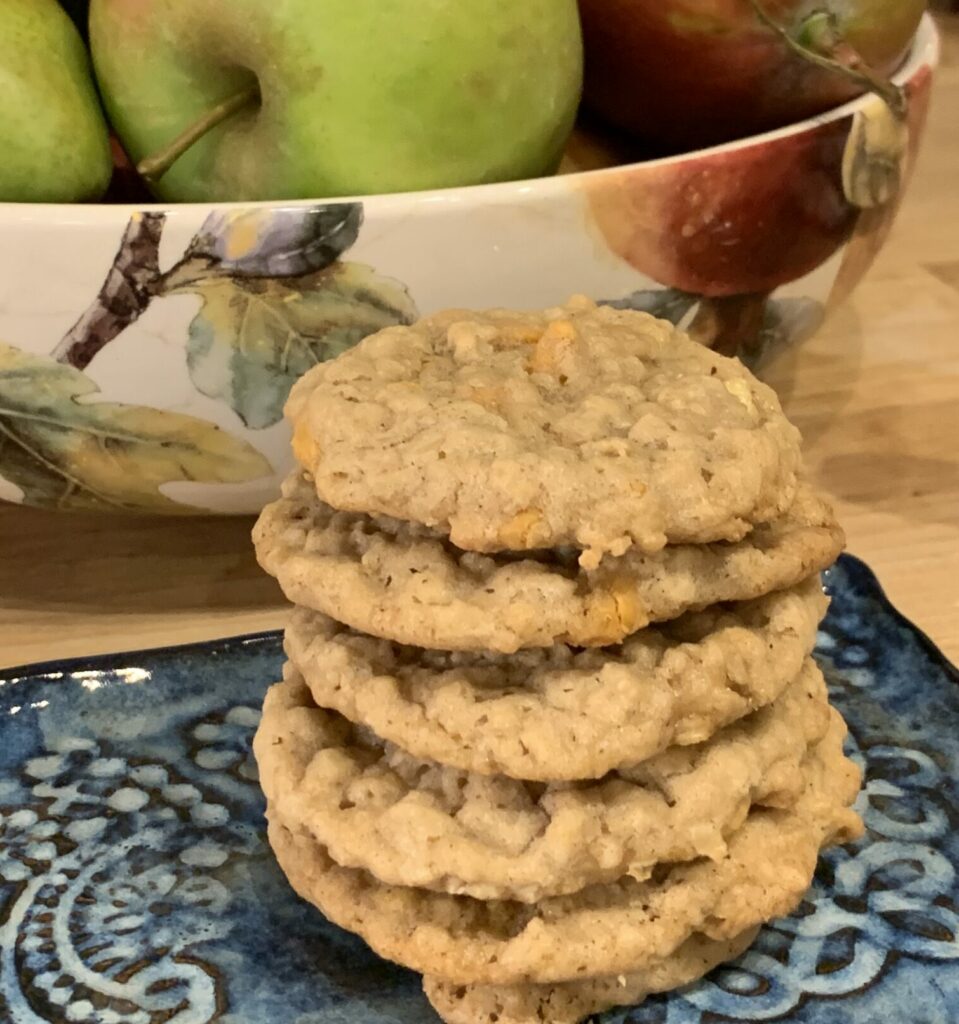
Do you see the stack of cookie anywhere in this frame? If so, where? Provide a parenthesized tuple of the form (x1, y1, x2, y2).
(252, 298, 863, 1024)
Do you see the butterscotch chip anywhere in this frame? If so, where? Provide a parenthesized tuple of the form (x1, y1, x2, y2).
(254, 661, 830, 902)
(496, 508, 550, 550)
(254, 473, 843, 653)
(291, 418, 318, 472)
(285, 298, 802, 564)
(527, 319, 577, 375)
(266, 718, 862, 986)
(422, 928, 759, 1024)
(284, 583, 827, 782)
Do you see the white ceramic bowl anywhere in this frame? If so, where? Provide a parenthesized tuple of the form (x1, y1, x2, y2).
(0, 15, 938, 516)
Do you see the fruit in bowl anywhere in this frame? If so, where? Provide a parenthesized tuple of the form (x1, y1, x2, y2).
(89, 0, 584, 202)
(0, 0, 111, 202)
(0, 4, 938, 515)
(577, 0, 927, 149)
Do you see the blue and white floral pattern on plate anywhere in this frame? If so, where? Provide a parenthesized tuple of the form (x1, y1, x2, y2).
(1, 553, 957, 1024)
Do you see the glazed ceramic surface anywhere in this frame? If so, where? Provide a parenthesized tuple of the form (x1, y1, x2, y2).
(0, 16, 939, 516)
(1, 554, 957, 1022)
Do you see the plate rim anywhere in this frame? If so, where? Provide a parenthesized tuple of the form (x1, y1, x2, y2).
(823, 553, 959, 684)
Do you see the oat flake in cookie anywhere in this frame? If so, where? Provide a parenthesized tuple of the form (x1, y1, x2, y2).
(286, 297, 803, 566)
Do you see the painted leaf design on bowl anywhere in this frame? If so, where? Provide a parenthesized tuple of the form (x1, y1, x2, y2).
(46, 205, 416, 435)
(168, 261, 417, 431)
(601, 289, 824, 366)
(601, 287, 701, 326)
(172, 204, 364, 281)
(153, 205, 418, 430)
(0, 343, 270, 513)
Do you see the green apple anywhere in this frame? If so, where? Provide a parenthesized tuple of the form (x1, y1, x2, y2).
(0, 0, 112, 202)
(90, 0, 583, 203)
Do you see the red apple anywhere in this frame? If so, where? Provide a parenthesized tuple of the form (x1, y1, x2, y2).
(100, 135, 154, 204)
(578, 0, 926, 149)
(584, 118, 856, 299)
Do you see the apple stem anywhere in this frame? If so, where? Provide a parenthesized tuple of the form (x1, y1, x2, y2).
(749, 1, 906, 120)
(137, 84, 260, 186)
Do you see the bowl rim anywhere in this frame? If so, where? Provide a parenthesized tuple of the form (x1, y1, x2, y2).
(0, 12, 939, 224)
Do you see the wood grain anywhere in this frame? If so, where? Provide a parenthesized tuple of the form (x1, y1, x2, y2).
(2, 18, 957, 669)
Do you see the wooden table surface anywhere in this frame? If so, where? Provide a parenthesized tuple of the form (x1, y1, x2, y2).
(2, 20, 958, 670)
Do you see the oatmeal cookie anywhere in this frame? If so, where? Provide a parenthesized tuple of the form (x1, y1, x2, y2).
(254, 473, 842, 652)
(266, 716, 862, 985)
(286, 298, 802, 565)
(285, 581, 826, 781)
(255, 660, 829, 902)
(422, 928, 758, 1024)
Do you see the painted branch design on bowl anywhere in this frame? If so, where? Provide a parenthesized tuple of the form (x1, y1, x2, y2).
(0, 204, 418, 512)
(52, 204, 417, 430)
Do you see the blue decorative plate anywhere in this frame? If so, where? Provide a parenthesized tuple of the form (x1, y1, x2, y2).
(2, 554, 957, 1024)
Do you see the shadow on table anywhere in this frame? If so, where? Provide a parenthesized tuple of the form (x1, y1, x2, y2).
(762, 301, 865, 449)
(0, 505, 281, 614)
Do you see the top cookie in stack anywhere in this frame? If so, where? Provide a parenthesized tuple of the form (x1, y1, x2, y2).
(257, 296, 841, 654)
(253, 297, 860, 1024)
(285, 294, 802, 567)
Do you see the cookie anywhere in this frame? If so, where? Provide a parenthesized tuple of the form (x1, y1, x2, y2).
(423, 928, 759, 1024)
(254, 473, 843, 652)
(266, 715, 862, 985)
(286, 297, 802, 566)
(255, 660, 829, 902)
(284, 580, 826, 781)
